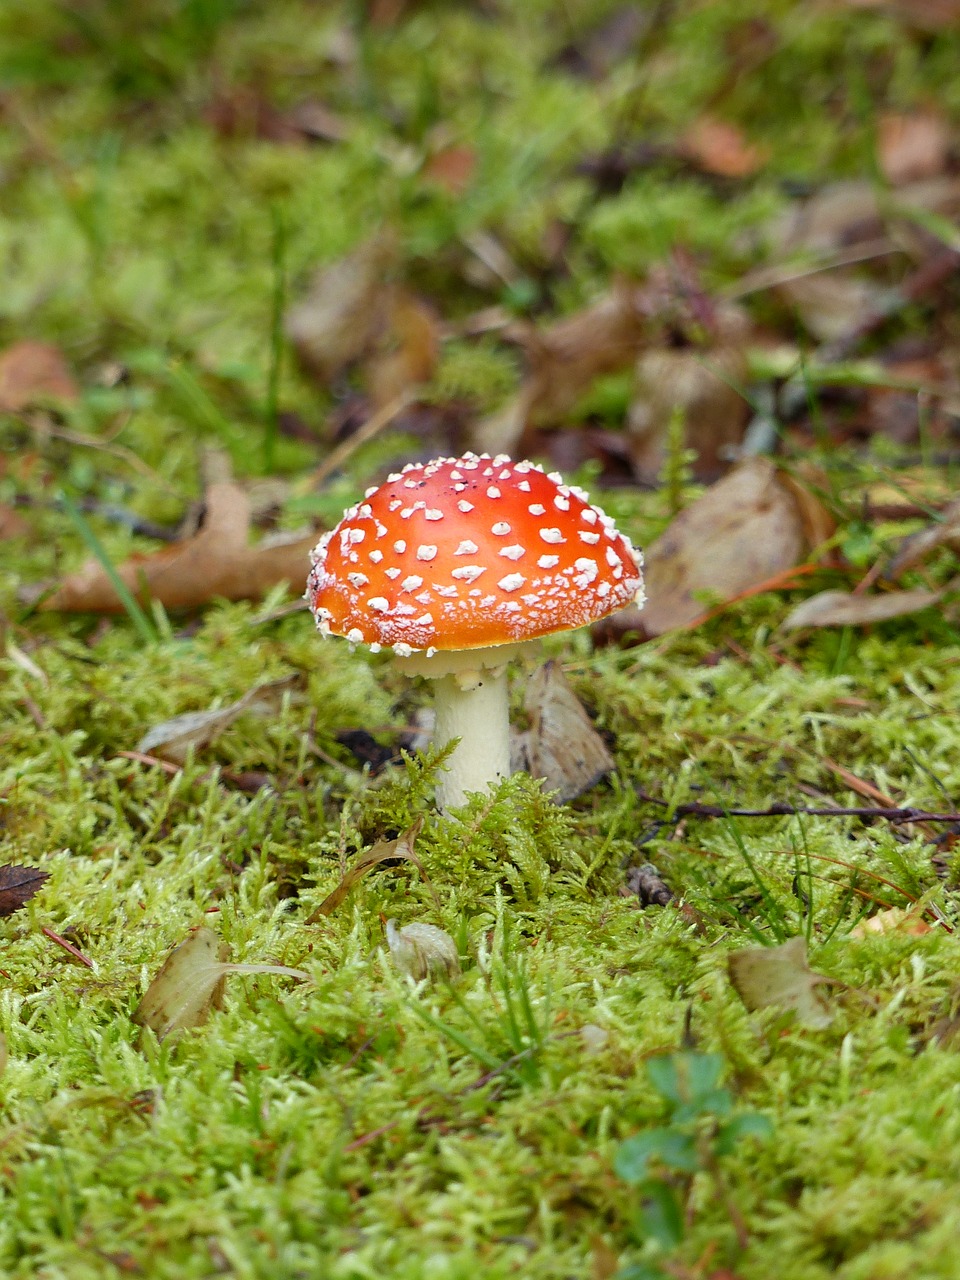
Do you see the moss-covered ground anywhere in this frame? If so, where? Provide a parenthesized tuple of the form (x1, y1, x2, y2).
(3, 2, 960, 1277)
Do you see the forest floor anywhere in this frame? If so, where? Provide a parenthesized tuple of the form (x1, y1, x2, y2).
(2, 2, 960, 1278)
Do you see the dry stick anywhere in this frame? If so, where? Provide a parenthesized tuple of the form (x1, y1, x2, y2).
(635, 788, 960, 826)
(41, 926, 94, 969)
(298, 391, 413, 494)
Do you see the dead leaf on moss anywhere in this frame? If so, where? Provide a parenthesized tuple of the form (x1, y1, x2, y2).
(782, 585, 943, 630)
(878, 111, 951, 186)
(0, 341, 79, 412)
(0, 864, 49, 917)
(887, 497, 960, 579)
(597, 458, 828, 640)
(850, 907, 932, 938)
(133, 927, 307, 1041)
(682, 117, 767, 178)
(38, 482, 316, 613)
(629, 345, 749, 482)
(286, 232, 397, 384)
(728, 936, 834, 1029)
(136, 675, 302, 764)
(478, 281, 646, 454)
(511, 661, 614, 803)
(778, 272, 889, 343)
(308, 819, 439, 919)
(368, 294, 440, 409)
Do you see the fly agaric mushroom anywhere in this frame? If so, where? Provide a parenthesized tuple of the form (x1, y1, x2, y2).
(306, 453, 644, 811)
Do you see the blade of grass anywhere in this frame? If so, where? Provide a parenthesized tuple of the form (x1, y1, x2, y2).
(59, 490, 157, 645)
(263, 203, 288, 473)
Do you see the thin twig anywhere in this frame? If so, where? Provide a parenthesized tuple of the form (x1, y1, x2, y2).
(41, 926, 94, 969)
(298, 392, 413, 493)
(636, 788, 960, 826)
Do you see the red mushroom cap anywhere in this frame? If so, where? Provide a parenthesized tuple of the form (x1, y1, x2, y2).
(306, 453, 644, 655)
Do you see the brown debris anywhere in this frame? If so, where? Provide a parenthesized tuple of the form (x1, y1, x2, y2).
(511, 661, 615, 803)
(38, 482, 317, 614)
(878, 111, 951, 187)
(681, 117, 768, 178)
(782, 584, 945, 630)
(0, 341, 79, 412)
(597, 458, 829, 641)
(0, 864, 49, 917)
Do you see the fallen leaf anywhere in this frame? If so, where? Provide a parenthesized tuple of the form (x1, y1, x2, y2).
(682, 117, 767, 178)
(887, 497, 960, 579)
(778, 271, 889, 343)
(772, 176, 960, 254)
(878, 111, 951, 187)
(0, 504, 30, 538)
(843, 0, 960, 32)
(486, 280, 646, 450)
(136, 675, 302, 764)
(728, 935, 834, 1029)
(308, 819, 439, 919)
(782, 585, 943, 630)
(850, 907, 932, 938)
(286, 233, 397, 385)
(38, 482, 316, 613)
(511, 661, 614, 803)
(385, 919, 460, 981)
(0, 341, 79, 412)
(598, 458, 826, 639)
(629, 343, 750, 482)
(367, 294, 440, 409)
(132, 927, 307, 1041)
(423, 143, 476, 195)
(0, 864, 49, 916)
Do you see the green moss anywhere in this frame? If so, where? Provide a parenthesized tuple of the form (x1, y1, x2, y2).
(2, 1, 960, 1276)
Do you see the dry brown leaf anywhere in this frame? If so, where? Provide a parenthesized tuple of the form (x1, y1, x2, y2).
(728, 936, 834, 1029)
(782, 585, 943, 630)
(308, 819, 439, 919)
(682, 117, 767, 178)
(137, 675, 302, 764)
(600, 458, 822, 639)
(629, 344, 749, 482)
(0, 341, 79, 412)
(778, 272, 889, 343)
(39, 482, 316, 613)
(511, 661, 614, 803)
(878, 111, 951, 187)
(286, 232, 397, 384)
(517, 281, 646, 425)
(843, 0, 960, 31)
(772, 176, 960, 254)
(0, 504, 30, 538)
(367, 294, 440, 409)
(423, 143, 476, 195)
(850, 907, 932, 938)
(132, 927, 307, 1041)
(887, 497, 960, 579)
(0, 864, 49, 917)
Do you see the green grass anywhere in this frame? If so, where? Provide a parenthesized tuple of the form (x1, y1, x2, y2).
(2, 1, 960, 1277)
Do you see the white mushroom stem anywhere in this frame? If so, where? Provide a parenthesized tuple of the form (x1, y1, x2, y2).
(432, 666, 511, 812)
(397, 642, 530, 813)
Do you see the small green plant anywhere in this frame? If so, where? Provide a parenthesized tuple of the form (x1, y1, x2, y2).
(613, 1051, 772, 1278)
